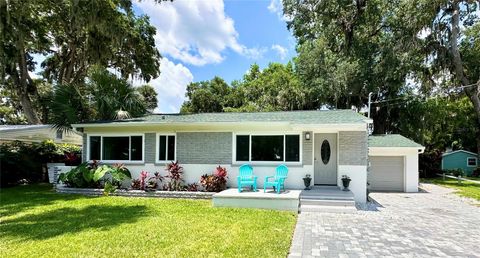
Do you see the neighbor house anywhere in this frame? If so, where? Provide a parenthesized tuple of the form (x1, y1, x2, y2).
(441, 150, 478, 176)
(0, 124, 82, 145)
(72, 110, 424, 203)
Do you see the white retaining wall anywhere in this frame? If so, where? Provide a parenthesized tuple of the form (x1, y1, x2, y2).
(125, 164, 312, 190)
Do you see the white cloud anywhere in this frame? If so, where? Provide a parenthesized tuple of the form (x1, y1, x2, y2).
(135, 0, 262, 66)
(268, 0, 291, 21)
(242, 47, 268, 60)
(271, 44, 288, 60)
(133, 58, 193, 113)
(268, 0, 282, 15)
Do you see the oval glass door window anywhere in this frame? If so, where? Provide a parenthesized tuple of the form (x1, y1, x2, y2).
(321, 140, 331, 164)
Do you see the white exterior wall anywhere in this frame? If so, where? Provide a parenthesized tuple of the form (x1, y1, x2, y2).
(405, 151, 420, 192)
(337, 165, 367, 203)
(369, 147, 422, 193)
(122, 164, 312, 190)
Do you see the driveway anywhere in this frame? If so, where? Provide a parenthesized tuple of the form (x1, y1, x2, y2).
(289, 184, 480, 257)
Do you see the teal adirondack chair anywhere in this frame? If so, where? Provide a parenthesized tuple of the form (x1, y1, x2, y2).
(264, 164, 288, 194)
(237, 164, 257, 192)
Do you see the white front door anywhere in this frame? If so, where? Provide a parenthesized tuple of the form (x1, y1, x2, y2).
(314, 133, 337, 185)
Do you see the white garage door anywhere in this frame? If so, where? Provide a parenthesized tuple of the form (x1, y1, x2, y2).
(369, 156, 404, 192)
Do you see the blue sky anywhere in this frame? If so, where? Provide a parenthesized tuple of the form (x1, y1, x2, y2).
(132, 0, 296, 113)
(191, 0, 295, 82)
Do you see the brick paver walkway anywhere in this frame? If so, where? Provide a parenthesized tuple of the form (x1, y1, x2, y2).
(289, 184, 480, 257)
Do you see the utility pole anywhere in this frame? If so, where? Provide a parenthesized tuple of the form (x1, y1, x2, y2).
(367, 92, 373, 118)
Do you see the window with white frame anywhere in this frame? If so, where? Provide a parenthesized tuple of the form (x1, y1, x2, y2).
(157, 134, 175, 162)
(467, 157, 477, 167)
(235, 134, 300, 162)
(88, 135, 143, 161)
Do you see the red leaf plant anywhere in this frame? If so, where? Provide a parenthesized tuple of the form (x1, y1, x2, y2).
(140, 171, 148, 190)
(146, 172, 164, 190)
(164, 161, 185, 191)
(200, 166, 228, 192)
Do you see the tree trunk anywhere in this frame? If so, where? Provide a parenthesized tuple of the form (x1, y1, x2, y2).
(467, 83, 480, 156)
(18, 92, 41, 124)
(451, 1, 480, 156)
(17, 36, 41, 124)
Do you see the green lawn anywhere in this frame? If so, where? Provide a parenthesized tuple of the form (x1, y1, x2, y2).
(466, 176, 480, 182)
(0, 184, 296, 257)
(422, 177, 480, 201)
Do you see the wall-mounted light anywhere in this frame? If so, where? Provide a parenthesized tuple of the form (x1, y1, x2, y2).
(368, 123, 374, 135)
(305, 132, 311, 141)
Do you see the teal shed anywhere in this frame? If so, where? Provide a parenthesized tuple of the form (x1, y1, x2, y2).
(441, 150, 478, 176)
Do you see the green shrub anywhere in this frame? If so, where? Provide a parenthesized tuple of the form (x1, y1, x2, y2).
(0, 140, 82, 187)
(0, 141, 43, 187)
(58, 162, 131, 194)
(419, 149, 443, 178)
(472, 167, 480, 177)
(93, 163, 132, 188)
(443, 169, 464, 177)
(57, 162, 100, 188)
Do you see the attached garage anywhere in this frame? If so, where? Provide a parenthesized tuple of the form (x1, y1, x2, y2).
(369, 156, 404, 191)
(368, 135, 424, 192)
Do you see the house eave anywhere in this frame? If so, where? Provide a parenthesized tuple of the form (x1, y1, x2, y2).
(369, 146, 425, 153)
(442, 150, 478, 157)
(72, 121, 368, 129)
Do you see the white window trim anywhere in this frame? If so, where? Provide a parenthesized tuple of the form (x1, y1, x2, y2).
(87, 133, 145, 164)
(232, 132, 303, 165)
(467, 157, 477, 167)
(155, 133, 177, 164)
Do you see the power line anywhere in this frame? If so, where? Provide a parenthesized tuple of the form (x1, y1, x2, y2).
(371, 83, 478, 105)
(371, 96, 409, 104)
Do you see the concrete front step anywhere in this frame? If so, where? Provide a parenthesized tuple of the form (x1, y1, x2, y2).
(300, 198, 355, 207)
(300, 194, 354, 201)
(300, 204, 357, 214)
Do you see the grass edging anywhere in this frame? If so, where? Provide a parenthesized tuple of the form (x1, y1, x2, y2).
(422, 177, 480, 201)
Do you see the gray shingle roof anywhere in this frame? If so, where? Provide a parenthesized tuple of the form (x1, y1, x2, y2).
(369, 134, 423, 148)
(77, 110, 371, 125)
(0, 124, 52, 132)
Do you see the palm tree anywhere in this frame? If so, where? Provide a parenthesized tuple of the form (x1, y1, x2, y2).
(50, 67, 147, 131)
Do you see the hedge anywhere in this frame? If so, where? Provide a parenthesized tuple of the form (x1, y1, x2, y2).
(0, 140, 81, 187)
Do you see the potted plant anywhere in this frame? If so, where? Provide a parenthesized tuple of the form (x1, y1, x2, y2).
(341, 175, 351, 191)
(302, 174, 312, 190)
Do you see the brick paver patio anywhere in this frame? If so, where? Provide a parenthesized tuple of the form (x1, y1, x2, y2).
(289, 183, 480, 257)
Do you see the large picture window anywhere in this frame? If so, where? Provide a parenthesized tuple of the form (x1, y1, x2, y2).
(158, 135, 175, 162)
(236, 135, 250, 161)
(88, 135, 143, 161)
(235, 134, 301, 163)
(252, 135, 284, 161)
